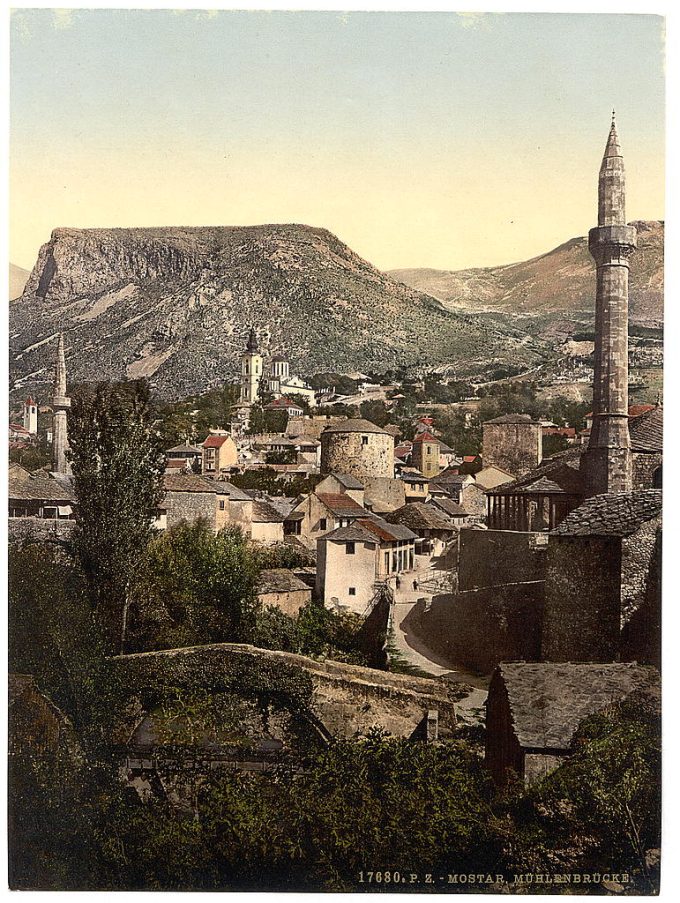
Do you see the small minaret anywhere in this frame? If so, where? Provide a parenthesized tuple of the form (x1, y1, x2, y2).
(581, 113, 637, 496)
(22, 396, 38, 436)
(52, 333, 71, 474)
(240, 327, 263, 405)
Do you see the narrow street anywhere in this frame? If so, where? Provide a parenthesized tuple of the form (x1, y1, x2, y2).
(388, 557, 489, 725)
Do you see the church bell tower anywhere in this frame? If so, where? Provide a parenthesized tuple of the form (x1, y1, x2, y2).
(240, 327, 263, 405)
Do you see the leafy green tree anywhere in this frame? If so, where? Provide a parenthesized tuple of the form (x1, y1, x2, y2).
(68, 379, 166, 653)
(358, 399, 390, 426)
(126, 521, 260, 652)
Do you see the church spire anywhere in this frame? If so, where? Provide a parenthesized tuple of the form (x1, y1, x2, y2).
(246, 326, 259, 353)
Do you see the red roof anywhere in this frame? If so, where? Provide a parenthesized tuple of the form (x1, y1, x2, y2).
(418, 416, 433, 425)
(542, 427, 576, 438)
(266, 397, 301, 409)
(463, 455, 479, 463)
(25, 396, 35, 406)
(203, 435, 229, 448)
(413, 431, 438, 443)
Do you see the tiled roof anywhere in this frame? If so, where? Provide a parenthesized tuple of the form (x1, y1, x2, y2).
(400, 471, 428, 484)
(488, 448, 584, 496)
(166, 444, 203, 455)
(9, 469, 76, 502)
(203, 435, 230, 449)
(474, 466, 516, 490)
(413, 431, 439, 444)
(323, 523, 379, 544)
(431, 497, 470, 518)
(316, 493, 366, 516)
(552, 489, 662, 538)
(385, 502, 456, 532)
(257, 568, 310, 595)
(430, 470, 471, 488)
(163, 474, 217, 493)
(496, 662, 660, 751)
(329, 472, 364, 490)
(359, 517, 418, 543)
(629, 406, 663, 453)
(252, 500, 284, 523)
(212, 481, 253, 501)
(321, 418, 390, 435)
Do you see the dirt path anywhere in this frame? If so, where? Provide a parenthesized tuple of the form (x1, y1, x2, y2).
(388, 560, 489, 725)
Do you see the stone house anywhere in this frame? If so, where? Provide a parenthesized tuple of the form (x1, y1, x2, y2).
(315, 472, 365, 506)
(316, 518, 417, 613)
(428, 469, 474, 501)
(202, 432, 238, 477)
(256, 568, 312, 616)
(265, 397, 304, 418)
(430, 496, 474, 527)
(412, 431, 441, 479)
(165, 443, 203, 473)
(251, 500, 285, 544)
(485, 662, 660, 786)
(629, 405, 662, 490)
(8, 466, 75, 520)
(284, 489, 367, 548)
(385, 502, 457, 557)
(542, 489, 662, 665)
(158, 474, 255, 535)
(400, 469, 430, 502)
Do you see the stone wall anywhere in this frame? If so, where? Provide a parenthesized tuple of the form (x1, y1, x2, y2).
(321, 430, 394, 480)
(621, 527, 661, 666)
(633, 452, 662, 491)
(113, 643, 458, 739)
(8, 518, 75, 546)
(458, 529, 548, 591)
(257, 588, 311, 617)
(621, 515, 661, 624)
(363, 477, 406, 514)
(408, 585, 545, 674)
(542, 535, 622, 662)
(164, 490, 216, 530)
(482, 421, 542, 477)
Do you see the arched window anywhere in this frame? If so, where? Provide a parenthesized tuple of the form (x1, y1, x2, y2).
(653, 465, 662, 488)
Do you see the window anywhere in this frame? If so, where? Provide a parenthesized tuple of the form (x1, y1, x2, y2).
(362, 435, 369, 445)
(219, 500, 225, 510)
(346, 542, 355, 555)
(348, 587, 356, 596)
(427, 446, 432, 455)
(320, 517, 327, 530)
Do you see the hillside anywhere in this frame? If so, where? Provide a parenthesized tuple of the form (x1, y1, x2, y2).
(9, 263, 30, 301)
(390, 221, 664, 341)
(9, 224, 548, 400)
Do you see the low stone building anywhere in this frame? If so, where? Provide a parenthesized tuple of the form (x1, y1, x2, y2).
(316, 518, 417, 613)
(542, 489, 662, 665)
(158, 474, 255, 534)
(8, 466, 75, 521)
(256, 568, 312, 616)
(165, 443, 203, 473)
(629, 404, 663, 490)
(251, 500, 285, 544)
(385, 502, 457, 557)
(400, 470, 429, 502)
(284, 487, 368, 548)
(485, 662, 660, 786)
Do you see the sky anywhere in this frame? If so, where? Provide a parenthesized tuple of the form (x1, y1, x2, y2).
(9, 9, 665, 272)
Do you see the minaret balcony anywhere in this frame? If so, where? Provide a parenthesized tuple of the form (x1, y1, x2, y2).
(588, 224, 637, 262)
(52, 395, 71, 408)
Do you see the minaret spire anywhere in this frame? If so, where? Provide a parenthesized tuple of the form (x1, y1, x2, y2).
(581, 116, 637, 496)
(51, 332, 71, 474)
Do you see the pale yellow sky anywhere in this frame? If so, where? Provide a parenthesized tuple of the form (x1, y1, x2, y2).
(10, 10, 665, 272)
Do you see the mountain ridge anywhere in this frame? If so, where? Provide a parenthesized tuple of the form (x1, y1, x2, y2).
(10, 223, 545, 400)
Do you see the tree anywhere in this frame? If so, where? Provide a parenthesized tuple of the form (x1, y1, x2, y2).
(126, 521, 261, 652)
(68, 380, 165, 653)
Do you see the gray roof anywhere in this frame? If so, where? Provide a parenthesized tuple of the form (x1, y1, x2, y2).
(166, 444, 203, 455)
(431, 497, 470, 518)
(385, 502, 456, 532)
(212, 480, 253, 501)
(9, 469, 76, 502)
(257, 568, 310, 595)
(330, 472, 365, 490)
(488, 447, 584, 496)
(485, 413, 536, 425)
(495, 662, 660, 751)
(321, 418, 390, 436)
(552, 489, 662, 538)
(323, 523, 379, 544)
(629, 405, 663, 453)
(252, 500, 285, 523)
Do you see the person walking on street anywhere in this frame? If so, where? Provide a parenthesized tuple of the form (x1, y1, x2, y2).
(395, 576, 401, 590)
(413, 579, 418, 591)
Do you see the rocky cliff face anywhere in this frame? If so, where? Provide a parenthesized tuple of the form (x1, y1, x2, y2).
(9, 224, 548, 400)
(390, 220, 664, 341)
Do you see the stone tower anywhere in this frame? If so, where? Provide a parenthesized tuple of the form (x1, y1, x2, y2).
(52, 333, 71, 474)
(581, 113, 637, 496)
(22, 396, 38, 436)
(412, 431, 441, 479)
(240, 327, 263, 405)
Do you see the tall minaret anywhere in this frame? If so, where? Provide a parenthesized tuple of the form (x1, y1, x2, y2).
(240, 327, 263, 405)
(52, 333, 71, 474)
(581, 113, 637, 496)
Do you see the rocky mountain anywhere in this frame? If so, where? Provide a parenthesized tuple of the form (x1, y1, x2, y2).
(390, 221, 664, 341)
(9, 225, 549, 400)
(9, 263, 30, 301)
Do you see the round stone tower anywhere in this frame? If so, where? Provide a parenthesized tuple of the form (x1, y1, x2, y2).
(320, 418, 394, 481)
